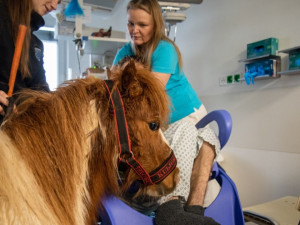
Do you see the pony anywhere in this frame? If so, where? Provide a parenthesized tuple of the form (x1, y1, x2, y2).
(0, 59, 179, 225)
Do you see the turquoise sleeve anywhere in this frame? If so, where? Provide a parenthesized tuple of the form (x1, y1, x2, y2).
(112, 42, 133, 66)
(151, 41, 178, 74)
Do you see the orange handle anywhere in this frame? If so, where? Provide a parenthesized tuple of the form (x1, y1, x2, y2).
(8, 24, 27, 97)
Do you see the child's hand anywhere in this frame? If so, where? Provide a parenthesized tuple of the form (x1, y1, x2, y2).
(0, 90, 9, 116)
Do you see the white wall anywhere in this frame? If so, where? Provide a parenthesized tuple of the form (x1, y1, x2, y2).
(172, 0, 300, 207)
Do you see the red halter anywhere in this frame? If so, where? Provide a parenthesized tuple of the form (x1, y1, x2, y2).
(104, 80, 177, 186)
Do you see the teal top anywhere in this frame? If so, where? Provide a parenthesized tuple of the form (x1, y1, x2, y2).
(113, 40, 201, 124)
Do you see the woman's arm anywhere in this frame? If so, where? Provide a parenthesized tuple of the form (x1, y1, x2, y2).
(152, 71, 170, 87)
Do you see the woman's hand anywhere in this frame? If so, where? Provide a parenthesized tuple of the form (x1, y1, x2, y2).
(0, 90, 9, 116)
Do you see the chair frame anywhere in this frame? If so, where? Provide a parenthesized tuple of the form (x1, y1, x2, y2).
(100, 110, 245, 225)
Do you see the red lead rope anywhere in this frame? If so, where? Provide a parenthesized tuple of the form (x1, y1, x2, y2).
(104, 80, 177, 186)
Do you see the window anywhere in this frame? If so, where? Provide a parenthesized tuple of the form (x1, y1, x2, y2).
(43, 40, 58, 91)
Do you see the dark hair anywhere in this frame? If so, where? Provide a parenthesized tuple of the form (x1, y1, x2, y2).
(6, 0, 33, 78)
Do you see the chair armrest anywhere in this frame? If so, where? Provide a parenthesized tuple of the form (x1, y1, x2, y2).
(101, 195, 154, 225)
(195, 110, 232, 149)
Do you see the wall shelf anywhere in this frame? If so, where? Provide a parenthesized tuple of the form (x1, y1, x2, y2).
(82, 36, 129, 55)
(73, 14, 129, 56)
(277, 69, 300, 75)
(278, 46, 300, 54)
(238, 54, 280, 63)
(238, 74, 280, 82)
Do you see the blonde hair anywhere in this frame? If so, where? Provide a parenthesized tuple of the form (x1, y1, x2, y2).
(7, 0, 32, 79)
(127, 0, 183, 69)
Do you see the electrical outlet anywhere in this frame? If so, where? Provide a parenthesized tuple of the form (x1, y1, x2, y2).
(219, 77, 227, 86)
(227, 75, 233, 84)
(234, 74, 241, 83)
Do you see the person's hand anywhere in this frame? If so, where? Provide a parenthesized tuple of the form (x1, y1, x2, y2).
(155, 199, 220, 225)
(0, 90, 9, 116)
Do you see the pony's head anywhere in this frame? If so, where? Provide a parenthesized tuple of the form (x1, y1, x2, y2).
(107, 59, 180, 198)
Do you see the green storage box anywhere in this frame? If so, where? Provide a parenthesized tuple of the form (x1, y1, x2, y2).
(289, 51, 300, 70)
(247, 38, 278, 59)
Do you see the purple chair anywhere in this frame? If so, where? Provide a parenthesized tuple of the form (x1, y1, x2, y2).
(100, 110, 245, 225)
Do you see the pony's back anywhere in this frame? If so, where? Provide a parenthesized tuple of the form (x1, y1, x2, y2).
(0, 78, 108, 225)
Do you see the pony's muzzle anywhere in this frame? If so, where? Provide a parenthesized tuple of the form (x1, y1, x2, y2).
(144, 166, 180, 197)
(163, 166, 180, 193)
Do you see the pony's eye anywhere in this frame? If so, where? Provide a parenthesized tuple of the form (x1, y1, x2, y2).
(148, 122, 160, 131)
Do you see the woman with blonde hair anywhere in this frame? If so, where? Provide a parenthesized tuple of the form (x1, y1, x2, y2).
(113, 0, 220, 224)
(0, 0, 60, 125)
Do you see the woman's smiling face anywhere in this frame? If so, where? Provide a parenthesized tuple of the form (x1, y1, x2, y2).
(32, 0, 61, 16)
(127, 8, 154, 46)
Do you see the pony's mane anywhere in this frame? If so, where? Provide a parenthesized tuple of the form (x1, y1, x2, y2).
(1, 59, 170, 224)
(110, 60, 169, 125)
(2, 78, 118, 224)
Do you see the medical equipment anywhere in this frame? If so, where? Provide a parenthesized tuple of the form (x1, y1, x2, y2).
(159, 1, 191, 41)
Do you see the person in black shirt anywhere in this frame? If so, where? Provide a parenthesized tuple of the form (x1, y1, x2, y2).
(0, 0, 61, 125)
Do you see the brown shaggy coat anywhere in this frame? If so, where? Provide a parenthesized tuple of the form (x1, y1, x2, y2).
(0, 61, 176, 225)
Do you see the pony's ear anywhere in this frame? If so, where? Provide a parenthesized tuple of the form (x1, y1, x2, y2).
(106, 67, 112, 79)
(121, 59, 143, 97)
